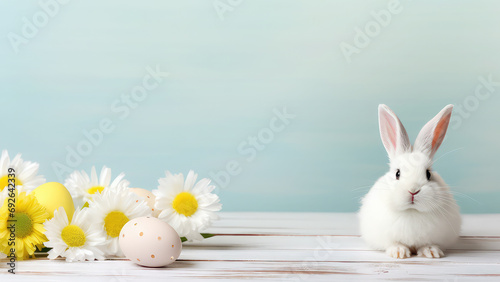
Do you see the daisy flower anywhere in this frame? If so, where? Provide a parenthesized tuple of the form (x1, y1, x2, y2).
(153, 170, 222, 241)
(87, 185, 151, 256)
(64, 166, 129, 209)
(0, 150, 45, 194)
(0, 191, 49, 260)
(44, 207, 106, 262)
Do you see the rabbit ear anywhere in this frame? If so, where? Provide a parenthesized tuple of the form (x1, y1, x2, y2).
(414, 105, 453, 159)
(378, 104, 411, 159)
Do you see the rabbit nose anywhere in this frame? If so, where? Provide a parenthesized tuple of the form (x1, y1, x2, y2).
(409, 190, 420, 204)
(409, 190, 420, 196)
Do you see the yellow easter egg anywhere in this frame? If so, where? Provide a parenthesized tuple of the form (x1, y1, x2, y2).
(32, 182, 75, 221)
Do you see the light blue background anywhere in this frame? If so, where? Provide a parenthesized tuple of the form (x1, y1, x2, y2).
(1, 1, 499, 213)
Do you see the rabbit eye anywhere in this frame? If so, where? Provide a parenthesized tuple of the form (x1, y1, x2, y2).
(396, 169, 400, 180)
(426, 169, 431, 181)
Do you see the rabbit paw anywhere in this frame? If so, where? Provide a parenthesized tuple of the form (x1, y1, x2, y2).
(386, 244, 411, 259)
(417, 245, 444, 258)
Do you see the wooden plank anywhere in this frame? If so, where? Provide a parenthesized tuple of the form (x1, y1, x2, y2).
(183, 234, 500, 251)
(4, 258, 500, 282)
(206, 213, 500, 237)
(22, 242, 500, 264)
(179, 249, 500, 263)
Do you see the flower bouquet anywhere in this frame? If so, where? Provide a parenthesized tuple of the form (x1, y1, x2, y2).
(0, 150, 222, 265)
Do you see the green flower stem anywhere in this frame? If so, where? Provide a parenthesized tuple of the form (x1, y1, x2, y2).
(181, 233, 215, 242)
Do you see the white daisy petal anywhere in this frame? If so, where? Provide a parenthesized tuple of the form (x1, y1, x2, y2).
(192, 178, 211, 194)
(0, 150, 45, 194)
(99, 166, 111, 187)
(90, 166, 98, 187)
(109, 172, 126, 189)
(185, 230, 204, 241)
(184, 170, 197, 190)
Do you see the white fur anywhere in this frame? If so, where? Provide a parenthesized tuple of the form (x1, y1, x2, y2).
(359, 105, 461, 259)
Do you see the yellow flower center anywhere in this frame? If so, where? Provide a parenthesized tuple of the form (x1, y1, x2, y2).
(172, 192, 198, 217)
(104, 211, 129, 237)
(61, 225, 86, 247)
(13, 212, 33, 238)
(0, 175, 23, 191)
(87, 186, 105, 195)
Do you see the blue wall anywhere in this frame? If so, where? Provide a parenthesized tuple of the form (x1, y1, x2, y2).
(1, 0, 499, 213)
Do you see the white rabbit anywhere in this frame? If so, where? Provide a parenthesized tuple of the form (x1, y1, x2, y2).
(359, 104, 461, 259)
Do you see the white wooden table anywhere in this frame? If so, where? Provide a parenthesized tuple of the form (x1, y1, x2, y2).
(1, 213, 499, 281)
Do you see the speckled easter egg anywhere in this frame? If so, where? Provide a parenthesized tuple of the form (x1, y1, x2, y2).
(129, 188, 161, 217)
(119, 217, 181, 267)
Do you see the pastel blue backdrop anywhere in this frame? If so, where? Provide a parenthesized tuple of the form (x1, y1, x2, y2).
(1, 1, 499, 213)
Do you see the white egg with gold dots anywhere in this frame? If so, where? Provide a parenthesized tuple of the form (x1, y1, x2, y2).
(119, 216, 182, 267)
(129, 188, 162, 217)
